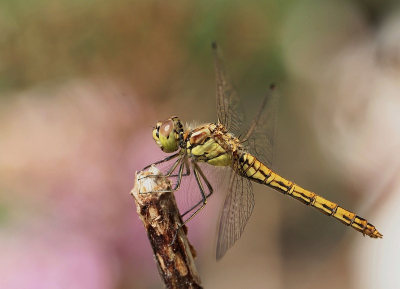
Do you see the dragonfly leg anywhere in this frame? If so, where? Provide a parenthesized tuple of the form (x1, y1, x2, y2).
(140, 153, 180, 172)
(139, 154, 181, 188)
(139, 157, 191, 195)
(168, 159, 188, 192)
(180, 162, 214, 221)
(171, 162, 214, 246)
(139, 155, 182, 194)
(140, 153, 189, 182)
(165, 157, 191, 178)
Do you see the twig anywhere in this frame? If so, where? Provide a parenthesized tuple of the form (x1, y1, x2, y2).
(131, 165, 202, 289)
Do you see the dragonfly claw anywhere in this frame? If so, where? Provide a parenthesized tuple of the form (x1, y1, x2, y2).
(170, 224, 182, 246)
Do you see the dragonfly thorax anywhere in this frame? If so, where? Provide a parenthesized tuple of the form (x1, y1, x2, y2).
(185, 123, 238, 167)
(152, 116, 184, 153)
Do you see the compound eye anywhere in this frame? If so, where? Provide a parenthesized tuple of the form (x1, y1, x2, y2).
(160, 119, 174, 138)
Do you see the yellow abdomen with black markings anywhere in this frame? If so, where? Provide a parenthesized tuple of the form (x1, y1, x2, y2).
(236, 152, 382, 239)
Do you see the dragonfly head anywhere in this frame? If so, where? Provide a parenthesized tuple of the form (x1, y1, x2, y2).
(152, 116, 184, 153)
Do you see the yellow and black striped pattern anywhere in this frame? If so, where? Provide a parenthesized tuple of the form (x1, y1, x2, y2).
(237, 153, 383, 238)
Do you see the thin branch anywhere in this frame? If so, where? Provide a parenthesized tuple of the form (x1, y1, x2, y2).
(131, 165, 202, 289)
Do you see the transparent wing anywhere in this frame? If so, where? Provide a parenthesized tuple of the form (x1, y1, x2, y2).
(150, 155, 228, 222)
(216, 171, 255, 260)
(212, 42, 245, 135)
(177, 162, 228, 220)
(241, 85, 279, 167)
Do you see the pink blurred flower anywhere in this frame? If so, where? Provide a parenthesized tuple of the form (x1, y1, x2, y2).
(0, 78, 165, 288)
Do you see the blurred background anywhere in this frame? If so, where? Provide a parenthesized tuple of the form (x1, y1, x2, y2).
(1, 0, 399, 288)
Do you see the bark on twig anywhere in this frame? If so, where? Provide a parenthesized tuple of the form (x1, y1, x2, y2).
(131, 165, 202, 289)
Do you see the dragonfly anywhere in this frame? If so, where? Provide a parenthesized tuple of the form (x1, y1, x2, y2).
(142, 42, 382, 260)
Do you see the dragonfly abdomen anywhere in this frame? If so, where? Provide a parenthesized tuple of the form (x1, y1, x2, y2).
(237, 153, 382, 239)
